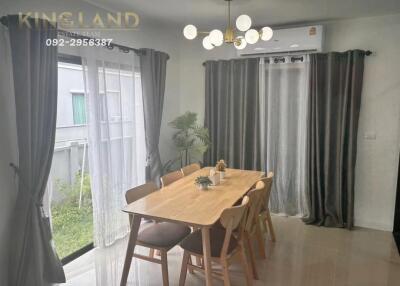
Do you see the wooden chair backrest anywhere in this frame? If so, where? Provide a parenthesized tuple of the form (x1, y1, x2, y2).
(125, 182, 159, 204)
(259, 172, 274, 209)
(125, 182, 158, 225)
(219, 196, 250, 258)
(160, 170, 184, 187)
(244, 182, 265, 234)
(181, 163, 201, 176)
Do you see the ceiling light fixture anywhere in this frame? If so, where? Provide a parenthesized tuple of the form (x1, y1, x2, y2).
(183, 0, 273, 50)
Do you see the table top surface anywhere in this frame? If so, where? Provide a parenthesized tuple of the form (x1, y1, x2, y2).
(123, 167, 263, 227)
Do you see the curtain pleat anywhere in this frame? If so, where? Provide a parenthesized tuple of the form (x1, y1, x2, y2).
(80, 48, 147, 248)
(6, 15, 65, 286)
(260, 56, 310, 217)
(204, 58, 261, 170)
(304, 50, 365, 228)
(139, 48, 169, 184)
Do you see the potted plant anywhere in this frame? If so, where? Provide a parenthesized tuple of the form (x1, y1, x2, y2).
(216, 160, 227, 179)
(169, 112, 211, 168)
(195, 176, 212, 191)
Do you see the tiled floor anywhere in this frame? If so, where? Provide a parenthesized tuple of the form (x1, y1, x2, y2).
(64, 216, 400, 286)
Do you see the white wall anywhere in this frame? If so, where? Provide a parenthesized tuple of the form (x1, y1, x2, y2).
(178, 38, 234, 124)
(177, 13, 400, 231)
(324, 14, 400, 230)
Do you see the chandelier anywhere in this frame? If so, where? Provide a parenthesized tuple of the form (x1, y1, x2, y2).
(183, 0, 273, 50)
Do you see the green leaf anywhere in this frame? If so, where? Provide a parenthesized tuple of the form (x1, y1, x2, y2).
(166, 111, 211, 166)
(169, 111, 198, 130)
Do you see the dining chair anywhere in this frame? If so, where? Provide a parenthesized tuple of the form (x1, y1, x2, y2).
(258, 172, 276, 243)
(125, 182, 191, 286)
(179, 196, 253, 286)
(160, 170, 184, 187)
(242, 181, 265, 280)
(181, 163, 201, 176)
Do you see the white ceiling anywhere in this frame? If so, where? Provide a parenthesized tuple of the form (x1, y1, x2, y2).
(85, 0, 400, 28)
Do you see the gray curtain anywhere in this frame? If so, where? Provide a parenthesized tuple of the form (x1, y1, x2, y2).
(6, 15, 65, 285)
(304, 50, 365, 229)
(204, 58, 261, 170)
(139, 48, 169, 183)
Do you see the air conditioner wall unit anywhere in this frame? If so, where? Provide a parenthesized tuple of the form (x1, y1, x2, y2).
(237, 25, 324, 57)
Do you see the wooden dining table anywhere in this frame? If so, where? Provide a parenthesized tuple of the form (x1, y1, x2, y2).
(120, 167, 263, 286)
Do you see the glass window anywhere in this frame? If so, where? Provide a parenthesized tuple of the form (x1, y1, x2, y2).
(72, 93, 87, 125)
(50, 60, 93, 260)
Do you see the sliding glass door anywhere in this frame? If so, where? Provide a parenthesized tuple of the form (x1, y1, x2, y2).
(48, 56, 93, 261)
(44, 57, 93, 261)
(48, 52, 146, 263)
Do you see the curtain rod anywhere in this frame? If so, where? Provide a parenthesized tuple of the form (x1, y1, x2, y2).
(202, 50, 373, 66)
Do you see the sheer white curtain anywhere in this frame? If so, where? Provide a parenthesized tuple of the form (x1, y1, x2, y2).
(80, 47, 146, 248)
(259, 56, 310, 217)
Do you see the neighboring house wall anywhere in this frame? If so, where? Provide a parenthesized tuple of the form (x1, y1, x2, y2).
(51, 63, 146, 201)
(50, 63, 88, 202)
(57, 63, 85, 127)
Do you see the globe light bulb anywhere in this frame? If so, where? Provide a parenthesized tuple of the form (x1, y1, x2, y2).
(245, 29, 259, 44)
(260, 26, 273, 41)
(236, 15, 252, 32)
(209, 29, 224, 46)
(234, 36, 247, 50)
(183, 24, 198, 40)
(202, 36, 214, 50)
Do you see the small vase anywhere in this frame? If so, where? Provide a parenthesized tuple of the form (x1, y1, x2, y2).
(220, 171, 225, 180)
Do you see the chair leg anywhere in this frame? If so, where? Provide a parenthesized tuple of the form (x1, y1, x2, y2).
(188, 255, 194, 274)
(179, 251, 190, 286)
(255, 221, 266, 259)
(239, 245, 253, 286)
(260, 214, 268, 235)
(160, 250, 169, 286)
(266, 210, 276, 242)
(222, 260, 231, 286)
(245, 233, 258, 280)
(193, 227, 203, 268)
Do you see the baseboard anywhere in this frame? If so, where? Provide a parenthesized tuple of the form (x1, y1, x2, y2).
(354, 219, 393, 231)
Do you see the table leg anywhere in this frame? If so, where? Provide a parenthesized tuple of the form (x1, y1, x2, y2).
(120, 215, 142, 286)
(201, 227, 213, 286)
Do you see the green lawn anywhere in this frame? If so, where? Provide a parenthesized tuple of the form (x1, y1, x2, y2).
(51, 173, 93, 259)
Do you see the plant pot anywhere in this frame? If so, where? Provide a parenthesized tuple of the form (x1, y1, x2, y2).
(198, 184, 209, 191)
(220, 171, 226, 180)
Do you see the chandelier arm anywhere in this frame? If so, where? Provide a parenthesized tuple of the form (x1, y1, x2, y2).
(183, 0, 272, 49)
